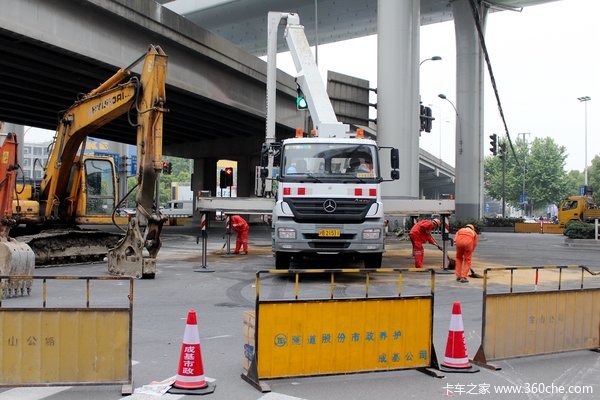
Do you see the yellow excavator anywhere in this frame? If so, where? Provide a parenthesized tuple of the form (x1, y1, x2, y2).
(5, 45, 168, 282)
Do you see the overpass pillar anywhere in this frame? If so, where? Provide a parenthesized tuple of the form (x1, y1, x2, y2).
(192, 158, 217, 213)
(452, 0, 488, 220)
(235, 156, 254, 198)
(377, 0, 420, 200)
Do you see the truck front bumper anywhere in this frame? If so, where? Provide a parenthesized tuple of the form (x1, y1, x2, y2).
(272, 221, 384, 254)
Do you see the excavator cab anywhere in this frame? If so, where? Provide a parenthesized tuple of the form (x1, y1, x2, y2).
(82, 157, 117, 217)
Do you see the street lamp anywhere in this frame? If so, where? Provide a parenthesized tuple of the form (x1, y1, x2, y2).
(420, 56, 442, 66)
(438, 94, 462, 154)
(577, 96, 591, 186)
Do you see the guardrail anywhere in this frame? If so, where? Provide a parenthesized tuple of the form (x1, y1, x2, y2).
(473, 266, 599, 370)
(0, 275, 134, 395)
(242, 268, 442, 392)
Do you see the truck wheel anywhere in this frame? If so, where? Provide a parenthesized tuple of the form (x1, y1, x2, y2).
(364, 253, 382, 269)
(275, 252, 291, 270)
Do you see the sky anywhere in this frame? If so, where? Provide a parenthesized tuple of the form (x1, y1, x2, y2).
(24, 0, 599, 172)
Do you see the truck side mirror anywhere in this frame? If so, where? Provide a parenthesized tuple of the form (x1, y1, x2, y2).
(391, 170, 399, 180)
(260, 143, 269, 168)
(390, 148, 399, 169)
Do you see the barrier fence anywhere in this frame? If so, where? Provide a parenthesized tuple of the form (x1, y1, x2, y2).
(242, 268, 442, 392)
(473, 266, 600, 370)
(0, 275, 134, 395)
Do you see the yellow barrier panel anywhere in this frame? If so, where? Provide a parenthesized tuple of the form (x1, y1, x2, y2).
(473, 266, 600, 369)
(242, 268, 441, 392)
(258, 298, 432, 378)
(0, 276, 133, 394)
(514, 223, 564, 234)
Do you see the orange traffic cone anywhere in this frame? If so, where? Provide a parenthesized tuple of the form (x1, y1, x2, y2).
(168, 310, 216, 395)
(439, 302, 479, 373)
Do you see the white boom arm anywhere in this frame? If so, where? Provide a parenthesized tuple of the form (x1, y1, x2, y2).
(267, 12, 349, 138)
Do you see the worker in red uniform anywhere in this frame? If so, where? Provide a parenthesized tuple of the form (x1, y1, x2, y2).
(409, 218, 441, 268)
(231, 215, 249, 254)
(454, 224, 478, 283)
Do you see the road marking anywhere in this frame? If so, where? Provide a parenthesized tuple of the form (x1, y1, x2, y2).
(0, 387, 70, 400)
(204, 334, 232, 340)
(257, 393, 307, 400)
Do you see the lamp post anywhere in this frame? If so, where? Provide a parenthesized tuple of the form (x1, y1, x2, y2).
(577, 96, 591, 186)
(438, 94, 462, 154)
(420, 56, 442, 66)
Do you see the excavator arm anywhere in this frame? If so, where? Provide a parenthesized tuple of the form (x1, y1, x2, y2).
(0, 133, 35, 298)
(107, 46, 168, 279)
(35, 45, 167, 278)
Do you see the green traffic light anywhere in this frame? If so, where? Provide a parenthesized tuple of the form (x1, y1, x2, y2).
(296, 96, 308, 110)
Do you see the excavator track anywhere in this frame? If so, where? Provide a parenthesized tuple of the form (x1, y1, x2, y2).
(15, 229, 124, 266)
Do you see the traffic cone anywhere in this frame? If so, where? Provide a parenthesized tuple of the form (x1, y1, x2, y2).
(439, 302, 479, 373)
(168, 310, 216, 395)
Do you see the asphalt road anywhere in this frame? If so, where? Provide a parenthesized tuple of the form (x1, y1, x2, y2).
(0, 224, 598, 400)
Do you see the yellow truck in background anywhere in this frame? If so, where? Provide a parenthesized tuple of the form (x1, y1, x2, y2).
(558, 194, 600, 226)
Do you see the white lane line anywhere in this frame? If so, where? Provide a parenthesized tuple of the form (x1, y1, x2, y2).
(257, 392, 308, 400)
(204, 334, 232, 340)
(0, 386, 71, 400)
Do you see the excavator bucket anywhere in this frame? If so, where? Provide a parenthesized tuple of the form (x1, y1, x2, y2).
(107, 217, 159, 279)
(0, 239, 35, 298)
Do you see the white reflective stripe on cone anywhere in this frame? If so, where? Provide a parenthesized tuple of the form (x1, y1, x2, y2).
(183, 325, 200, 343)
(448, 314, 464, 332)
(175, 374, 206, 383)
(442, 356, 470, 365)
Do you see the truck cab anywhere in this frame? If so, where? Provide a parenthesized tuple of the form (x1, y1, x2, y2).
(272, 137, 385, 269)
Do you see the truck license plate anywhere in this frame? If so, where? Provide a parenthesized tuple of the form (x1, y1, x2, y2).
(318, 229, 341, 237)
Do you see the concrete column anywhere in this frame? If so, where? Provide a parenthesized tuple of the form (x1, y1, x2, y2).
(452, 0, 487, 219)
(236, 157, 252, 197)
(191, 158, 217, 213)
(377, 0, 420, 199)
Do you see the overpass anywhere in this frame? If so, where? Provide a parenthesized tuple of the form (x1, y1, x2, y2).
(0, 0, 459, 200)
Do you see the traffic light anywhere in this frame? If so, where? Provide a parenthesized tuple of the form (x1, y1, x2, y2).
(296, 86, 308, 110)
(420, 104, 434, 133)
(499, 142, 507, 160)
(162, 161, 172, 174)
(489, 134, 498, 156)
(219, 169, 227, 189)
(224, 167, 234, 187)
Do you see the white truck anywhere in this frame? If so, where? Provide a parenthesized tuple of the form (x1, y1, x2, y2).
(195, 12, 454, 269)
(260, 12, 399, 269)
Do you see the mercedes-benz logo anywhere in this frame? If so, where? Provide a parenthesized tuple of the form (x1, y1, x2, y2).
(323, 199, 337, 213)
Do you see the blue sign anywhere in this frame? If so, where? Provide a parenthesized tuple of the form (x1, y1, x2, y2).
(519, 194, 528, 204)
(130, 155, 137, 176)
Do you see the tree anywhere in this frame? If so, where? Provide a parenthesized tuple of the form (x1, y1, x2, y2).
(588, 155, 600, 193)
(484, 137, 570, 214)
(123, 156, 192, 208)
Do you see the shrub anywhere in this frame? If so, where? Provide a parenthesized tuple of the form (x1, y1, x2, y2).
(449, 218, 484, 234)
(484, 217, 524, 227)
(564, 220, 595, 239)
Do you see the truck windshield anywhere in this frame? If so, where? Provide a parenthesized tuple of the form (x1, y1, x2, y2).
(281, 143, 379, 181)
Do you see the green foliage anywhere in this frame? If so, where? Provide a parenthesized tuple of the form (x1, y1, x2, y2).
(563, 220, 595, 239)
(485, 137, 572, 213)
(483, 217, 524, 227)
(588, 155, 600, 194)
(123, 156, 192, 207)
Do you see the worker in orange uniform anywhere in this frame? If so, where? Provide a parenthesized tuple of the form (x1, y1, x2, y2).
(454, 224, 478, 283)
(231, 215, 249, 255)
(408, 218, 441, 268)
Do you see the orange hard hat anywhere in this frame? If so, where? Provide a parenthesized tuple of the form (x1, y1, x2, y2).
(466, 224, 475, 231)
(433, 219, 441, 228)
